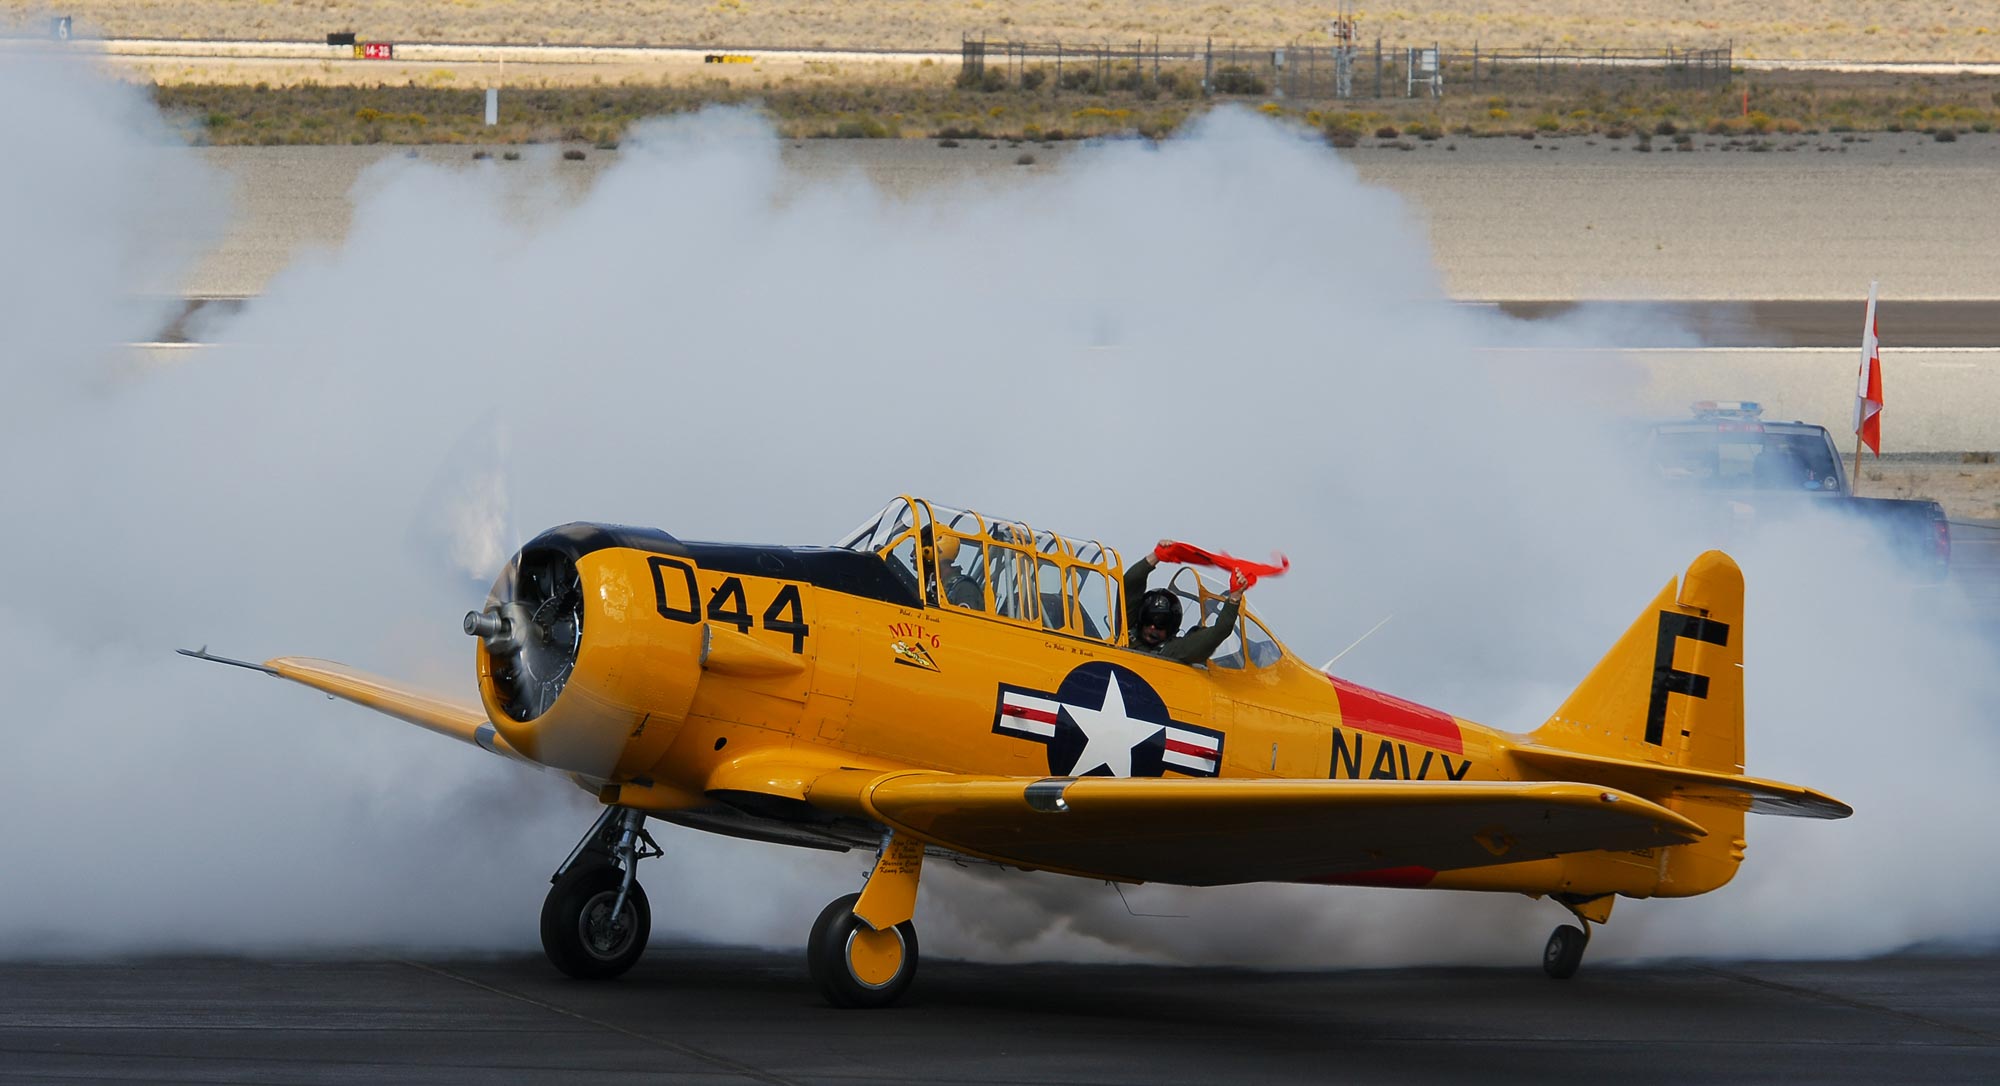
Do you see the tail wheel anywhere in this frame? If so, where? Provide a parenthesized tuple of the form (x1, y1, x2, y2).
(807, 892, 919, 1008)
(1543, 924, 1587, 980)
(541, 863, 651, 980)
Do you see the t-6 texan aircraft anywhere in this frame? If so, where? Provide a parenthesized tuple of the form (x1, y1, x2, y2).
(185, 496, 1847, 1007)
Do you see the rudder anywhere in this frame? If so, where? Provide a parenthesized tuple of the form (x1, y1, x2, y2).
(1533, 550, 1744, 774)
(1530, 551, 1747, 896)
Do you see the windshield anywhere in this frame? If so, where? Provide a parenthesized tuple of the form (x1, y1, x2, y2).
(1650, 429, 1843, 493)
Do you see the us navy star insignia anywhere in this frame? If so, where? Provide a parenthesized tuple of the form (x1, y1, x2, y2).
(993, 662, 1225, 778)
(1059, 675, 1163, 777)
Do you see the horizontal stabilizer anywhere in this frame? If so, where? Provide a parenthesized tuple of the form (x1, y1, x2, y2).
(1511, 745, 1850, 819)
(805, 772, 1705, 887)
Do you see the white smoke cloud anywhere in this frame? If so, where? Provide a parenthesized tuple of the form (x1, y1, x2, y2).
(3, 52, 1995, 971)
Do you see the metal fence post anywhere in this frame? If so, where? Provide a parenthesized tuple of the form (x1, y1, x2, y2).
(1373, 37, 1382, 98)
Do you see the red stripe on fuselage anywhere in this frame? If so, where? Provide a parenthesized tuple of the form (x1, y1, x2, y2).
(1326, 676, 1464, 756)
(1163, 738, 1216, 758)
(1002, 705, 1059, 724)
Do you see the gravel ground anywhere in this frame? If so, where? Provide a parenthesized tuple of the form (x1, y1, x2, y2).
(177, 132, 2000, 300)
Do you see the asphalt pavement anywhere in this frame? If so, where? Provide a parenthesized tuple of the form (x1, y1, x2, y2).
(3, 948, 1996, 1083)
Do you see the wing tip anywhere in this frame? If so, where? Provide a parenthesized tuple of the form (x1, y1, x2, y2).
(177, 646, 279, 676)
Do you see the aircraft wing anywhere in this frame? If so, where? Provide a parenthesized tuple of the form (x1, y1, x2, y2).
(804, 772, 1706, 886)
(180, 649, 530, 764)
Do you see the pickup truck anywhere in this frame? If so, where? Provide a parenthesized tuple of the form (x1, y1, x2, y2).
(1642, 402, 1951, 579)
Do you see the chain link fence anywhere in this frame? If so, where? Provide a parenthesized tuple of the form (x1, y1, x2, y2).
(960, 36, 1733, 100)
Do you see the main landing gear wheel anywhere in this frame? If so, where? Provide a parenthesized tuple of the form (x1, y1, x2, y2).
(808, 892, 919, 1009)
(1543, 924, 1588, 980)
(542, 863, 651, 979)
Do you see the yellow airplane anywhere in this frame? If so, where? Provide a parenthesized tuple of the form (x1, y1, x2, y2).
(184, 495, 1848, 1007)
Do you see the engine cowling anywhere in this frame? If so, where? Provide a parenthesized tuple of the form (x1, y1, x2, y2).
(467, 525, 704, 779)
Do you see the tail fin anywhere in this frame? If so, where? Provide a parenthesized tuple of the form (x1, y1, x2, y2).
(1529, 551, 1747, 896)
(1533, 550, 1744, 773)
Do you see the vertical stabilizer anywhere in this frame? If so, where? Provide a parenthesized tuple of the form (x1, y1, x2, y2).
(1529, 551, 1748, 896)
(1534, 551, 1744, 773)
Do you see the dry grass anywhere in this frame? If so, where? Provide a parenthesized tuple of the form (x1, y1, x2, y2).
(15, 1, 2000, 62)
(151, 67, 2000, 146)
(1859, 458, 2000, 520)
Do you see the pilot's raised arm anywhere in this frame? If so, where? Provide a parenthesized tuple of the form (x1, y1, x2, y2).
(1126, 542, 1248, 664)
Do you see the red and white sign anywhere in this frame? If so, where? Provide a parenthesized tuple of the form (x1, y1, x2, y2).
(357, 42, 395, 60)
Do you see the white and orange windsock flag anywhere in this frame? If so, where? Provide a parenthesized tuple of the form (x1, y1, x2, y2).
(1853, 280, 1884, 456)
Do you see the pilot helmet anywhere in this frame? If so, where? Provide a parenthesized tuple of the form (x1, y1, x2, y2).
(1137, 589, 1182, 636)
(933, 534, 961, 565)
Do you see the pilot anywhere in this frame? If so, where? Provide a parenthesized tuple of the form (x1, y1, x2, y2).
(928, 534, 985, 611)
(1123, 543, 1248, 664)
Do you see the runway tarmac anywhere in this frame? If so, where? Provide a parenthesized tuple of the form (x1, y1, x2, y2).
(4, 948, 1997, 1083)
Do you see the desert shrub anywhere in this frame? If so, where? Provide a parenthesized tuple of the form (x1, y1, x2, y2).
(1210, 65, 1266, 95)
(981, 69, 1007, 93)
(1775, 117, 1803, 134)
(1533, 114, 1560, 132)
(1604, 125, 1630, 139)
(502, 150, 521, 160)
(1975, 121, 1994, 133)
(833, 118, 890, 138)
(937, 138, 960, 148)
(562, 148, 586, 160)
(1020, 67, 1047, 91)
(1374, 124, 1398, 138)
(1654, 119, 1678, 136)
(1934, 128, 1959, 141)
(1060, 68, 1097, 92)
(1015, 152, 1036, 165)
(1326, 128, 1358, 148)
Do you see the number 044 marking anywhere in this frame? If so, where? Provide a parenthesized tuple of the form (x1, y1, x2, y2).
(648, 558, 811, 654)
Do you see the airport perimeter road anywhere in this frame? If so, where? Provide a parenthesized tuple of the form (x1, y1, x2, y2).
(2, 949, 1996, 1083)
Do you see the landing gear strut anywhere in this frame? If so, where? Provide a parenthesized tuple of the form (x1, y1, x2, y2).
(807, 831, 925, 1008)
(1542, 894, 1611, 980)
(541, 807, 661, 980)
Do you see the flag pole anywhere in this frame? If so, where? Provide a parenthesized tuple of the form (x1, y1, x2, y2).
(1853, 431, 1863, 495)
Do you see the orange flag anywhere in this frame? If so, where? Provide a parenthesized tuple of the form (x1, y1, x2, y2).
(1853, 281, 1883, 456)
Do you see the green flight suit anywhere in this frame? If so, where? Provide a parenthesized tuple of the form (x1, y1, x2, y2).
(1122, 554, 1241, 665)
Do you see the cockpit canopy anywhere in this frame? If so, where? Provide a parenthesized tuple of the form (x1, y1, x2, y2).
(837, 497, 1125, 640)
(837, 497, 1288, 670)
